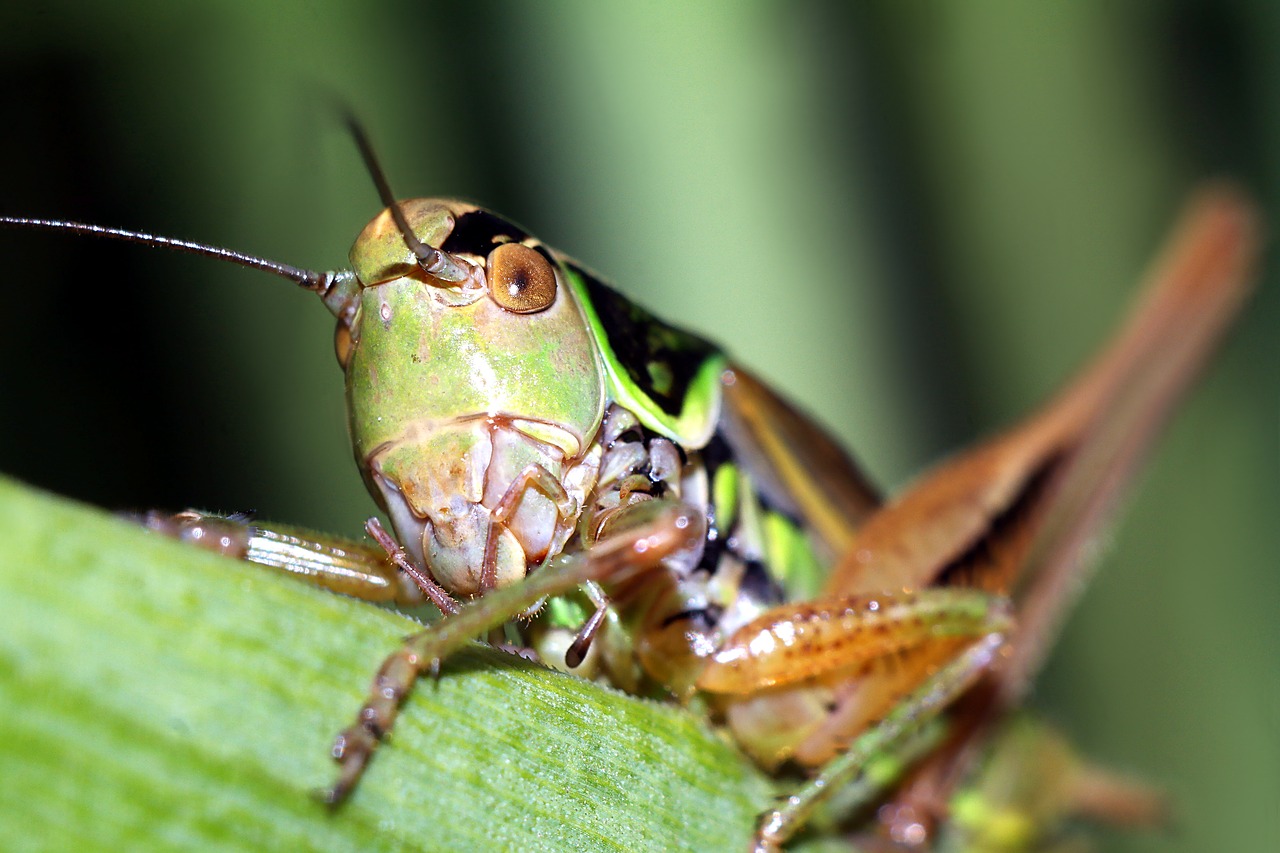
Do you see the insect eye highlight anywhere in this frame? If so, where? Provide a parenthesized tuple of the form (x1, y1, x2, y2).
(487, 243, 557, 313)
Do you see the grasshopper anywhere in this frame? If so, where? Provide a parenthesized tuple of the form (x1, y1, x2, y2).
(0, 124, 1259, 850)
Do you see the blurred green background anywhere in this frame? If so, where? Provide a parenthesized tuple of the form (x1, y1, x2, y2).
(0, 2, 1275, 850)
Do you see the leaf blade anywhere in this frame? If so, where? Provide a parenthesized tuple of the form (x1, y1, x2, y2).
(0, 476, 776, 852)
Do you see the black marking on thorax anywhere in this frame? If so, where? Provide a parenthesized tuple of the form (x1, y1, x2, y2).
(692, 431, 786, 608)
(442, 210, 530, 257)
(568, 262, 720, 419)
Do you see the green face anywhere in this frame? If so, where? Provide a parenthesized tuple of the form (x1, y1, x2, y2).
(325, 198, 731, 596)
(338, 200, 608, 594)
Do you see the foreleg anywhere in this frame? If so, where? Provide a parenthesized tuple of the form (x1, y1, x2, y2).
(135, 510, 432, 608)
(323, 499, 704, 805)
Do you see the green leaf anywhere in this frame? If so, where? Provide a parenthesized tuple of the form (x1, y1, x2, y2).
(0, 476, 783, 851)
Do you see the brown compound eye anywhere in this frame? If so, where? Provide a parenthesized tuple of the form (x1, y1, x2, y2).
(487, 242, 557, 313)
(333, 320, 355, 369)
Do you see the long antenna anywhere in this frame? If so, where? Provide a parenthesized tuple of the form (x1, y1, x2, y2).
(341, 114, 470, 283)
(0, 216, 338, 293)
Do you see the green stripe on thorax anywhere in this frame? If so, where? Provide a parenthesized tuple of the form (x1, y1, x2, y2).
(562, 263, 726, 449)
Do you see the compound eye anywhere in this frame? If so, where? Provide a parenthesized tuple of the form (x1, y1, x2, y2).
(487, 243, 557, 313)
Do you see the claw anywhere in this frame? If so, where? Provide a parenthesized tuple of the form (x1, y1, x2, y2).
(325, 722, 380, 808)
